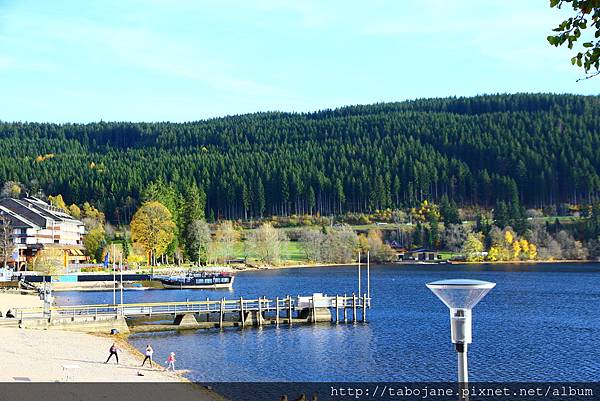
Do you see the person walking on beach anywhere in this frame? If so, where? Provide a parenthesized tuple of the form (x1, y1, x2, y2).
(141, 344, 154, 368)
(165, 352, 176, 371)
(105, 343, 119, 365)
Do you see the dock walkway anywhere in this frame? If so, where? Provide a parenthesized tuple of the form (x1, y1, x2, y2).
(14, 293, 371, 332)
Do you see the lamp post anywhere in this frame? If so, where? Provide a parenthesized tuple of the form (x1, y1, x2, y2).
(426, 279, 495, 398)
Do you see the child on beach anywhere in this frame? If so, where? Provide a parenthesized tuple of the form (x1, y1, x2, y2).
(165, 352, 176, 371)
(141, 344, 154, 368)
(104, 343, 119, 365)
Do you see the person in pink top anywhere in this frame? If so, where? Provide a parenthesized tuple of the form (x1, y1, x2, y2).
(165, 352, 176, 371)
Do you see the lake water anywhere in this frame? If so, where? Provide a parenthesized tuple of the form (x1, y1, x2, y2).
(55, 263, 600, 382)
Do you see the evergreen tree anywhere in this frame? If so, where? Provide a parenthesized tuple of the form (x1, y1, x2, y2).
(494, 200, 509, 229)
(440, 195, 460, 224)
(413, 221, 423, 247)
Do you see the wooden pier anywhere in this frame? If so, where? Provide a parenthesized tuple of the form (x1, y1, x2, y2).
(14, 293, 371, 333)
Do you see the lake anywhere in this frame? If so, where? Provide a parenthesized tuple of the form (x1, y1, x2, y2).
(54, 263, 600, 382)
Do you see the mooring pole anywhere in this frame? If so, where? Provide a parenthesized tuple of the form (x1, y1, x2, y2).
(288, 295, 293, 326)
(367, 251, 371, 308)
(311, 294, 316, 323)
(362, 292, 367, 322)
(343, 293, 348, 323)
(219, 297, 225, 329)
(358, 251, 361, 299)
(276, 296, 280, 326)
(119, 254, 124, 314)
(112, 243, 116, 306)
(239, 296, 245, 328)
(352, 293, 357, 323)
(335, 295, 340, 323)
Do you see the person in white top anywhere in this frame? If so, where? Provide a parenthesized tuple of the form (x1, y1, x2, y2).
(141, 344, 154, 368)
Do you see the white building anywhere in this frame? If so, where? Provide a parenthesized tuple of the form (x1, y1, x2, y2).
(0, 197, 86, 271)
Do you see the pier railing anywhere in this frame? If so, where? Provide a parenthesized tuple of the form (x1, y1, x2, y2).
(13, 293, 371, 325)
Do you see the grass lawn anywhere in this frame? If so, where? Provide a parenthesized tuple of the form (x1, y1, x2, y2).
(233, 240, 308, 264)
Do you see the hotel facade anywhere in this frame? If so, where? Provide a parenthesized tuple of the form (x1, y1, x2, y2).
(0, 197, 86, 271)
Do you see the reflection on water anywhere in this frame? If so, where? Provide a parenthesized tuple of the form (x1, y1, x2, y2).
(55, 263, 600, 381)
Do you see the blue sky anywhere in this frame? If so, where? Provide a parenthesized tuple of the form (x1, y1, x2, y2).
(0, 0, 596, 122)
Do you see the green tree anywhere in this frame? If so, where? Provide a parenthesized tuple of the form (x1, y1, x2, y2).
(184, 184, 206, 223)
(426, 214, 440, 249)
(494, 200, 510, 229)
(462, 233, 485, 262)
(413, 221, 423, 247)
(439, 195, 460, 224)
(83, 225, 105, 262)
(185, 219, 211, 265)
(122, 236, 131, 261)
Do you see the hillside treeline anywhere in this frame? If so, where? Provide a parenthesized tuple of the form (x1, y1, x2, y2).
(1, 93, 599, 223)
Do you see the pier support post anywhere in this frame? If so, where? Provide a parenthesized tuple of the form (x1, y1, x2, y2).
(219, 298, 225, 329)
(288, 295, 293, 326)
(335, 295, 340, 323)
(239, 297, 245, 328)
(174, 313, 200, 328)
(362, 293, 367, 323)
(311, 294, 317, 323)
(352, 293, 357, 323)
(258, 296, 263, 327)
(276, 296, 280, 326)
(344, 293, 348, 323)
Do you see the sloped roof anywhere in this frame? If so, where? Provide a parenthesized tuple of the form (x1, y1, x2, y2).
(0, 205, 35, 228)
(0, 197, 83, 228)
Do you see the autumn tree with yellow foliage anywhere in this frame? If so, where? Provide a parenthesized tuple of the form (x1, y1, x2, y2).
(487, 227, 537, 262)
(410, 200, 440, 223)
(48, 194, 68, 211)
(131, 201, 175, 265)
(487, 228, 513, 261)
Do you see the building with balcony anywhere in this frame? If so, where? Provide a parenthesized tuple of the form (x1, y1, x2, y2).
(0, 197, 86, 271)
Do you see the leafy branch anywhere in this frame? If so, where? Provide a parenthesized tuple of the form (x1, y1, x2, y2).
(547, 0, 600, 80)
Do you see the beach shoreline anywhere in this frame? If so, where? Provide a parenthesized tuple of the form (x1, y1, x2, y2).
(0, 291, 223, 399)
(11, 259, 597, 293)
(234, 259, 598, 271)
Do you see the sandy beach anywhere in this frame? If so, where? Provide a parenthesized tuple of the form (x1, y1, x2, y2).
(0, 292, 44, 312)
(0, 327, 186, 382)
(0, 292, 227, 400)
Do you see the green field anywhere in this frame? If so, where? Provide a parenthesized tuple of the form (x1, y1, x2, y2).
(233, 240, 307, 264)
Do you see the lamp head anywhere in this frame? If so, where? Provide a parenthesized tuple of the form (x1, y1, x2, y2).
(426, 279, 495, 310)
(427, 279, 495, 345)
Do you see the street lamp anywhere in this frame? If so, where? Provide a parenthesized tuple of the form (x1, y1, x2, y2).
(426, 279, 495, 390)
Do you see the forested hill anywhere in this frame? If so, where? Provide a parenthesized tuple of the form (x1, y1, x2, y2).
(1, 93, 599, 223)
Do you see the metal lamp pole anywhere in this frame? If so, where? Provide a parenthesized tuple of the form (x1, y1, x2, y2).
(119, 254, 124, 312)
(357, 251, 361, 296)
(112, 243, 116, 305)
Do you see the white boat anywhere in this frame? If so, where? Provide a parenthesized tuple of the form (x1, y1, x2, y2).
(155, 272, 235, 289)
